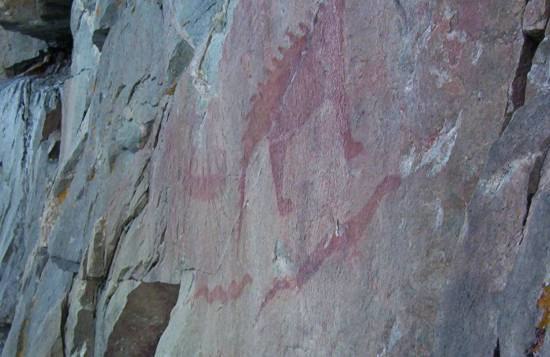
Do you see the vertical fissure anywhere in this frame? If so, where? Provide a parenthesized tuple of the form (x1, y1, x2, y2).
(522, 147, 547, 228)
(502, 32, 544, 134)
(502, 0, 549, 134)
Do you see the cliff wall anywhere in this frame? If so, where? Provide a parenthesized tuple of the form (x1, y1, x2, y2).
(0, 0, 549, 356)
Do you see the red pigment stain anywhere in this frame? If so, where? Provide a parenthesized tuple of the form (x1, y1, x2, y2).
(455, 2, 485, 39)
(418, 5, 468, 96)
(194, 274, 253, 304)
(239, 25, 309, 219)
(354, 49, 389, 98)
(165, 88, 228, 202)
(183, 146, 227, 201)
(237, 0, 364, 239)
(259, 175, 401, 312)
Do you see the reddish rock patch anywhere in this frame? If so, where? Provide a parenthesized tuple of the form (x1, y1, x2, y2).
(237, 0, 364, 241)
(165, 87, 228, 203)
(184, 146, 227, 202)
(194, 274, 253, 304)
(259, 175, 401, 313)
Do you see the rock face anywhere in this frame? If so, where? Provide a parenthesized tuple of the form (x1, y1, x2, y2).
(0, 0, 549, 356)
(0, 27, 47, 78)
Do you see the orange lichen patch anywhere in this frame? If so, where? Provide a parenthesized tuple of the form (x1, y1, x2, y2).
(527, 285, 550, 355)
(56, 187, 69, 204)
(537, 285, 550, 329)
(15, 318, 28, 357)
(40, 186, 71, 243)
(86, 166, 96, 182)
(165, 83, 177, 96)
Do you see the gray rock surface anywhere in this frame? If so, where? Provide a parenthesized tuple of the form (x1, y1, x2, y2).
(0, 27, 47, 78)
(0, 0, 549, 356)
(0, 76, 65, 355)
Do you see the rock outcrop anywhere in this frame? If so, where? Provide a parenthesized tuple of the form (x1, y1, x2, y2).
(0, 0, 72, 44)
(0, 0, 549, 356)
(0, 27, 47, 78)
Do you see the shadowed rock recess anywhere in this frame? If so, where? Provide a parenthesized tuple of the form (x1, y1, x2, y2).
(0, 0, 549, 356)
(0, 0, 72, 45)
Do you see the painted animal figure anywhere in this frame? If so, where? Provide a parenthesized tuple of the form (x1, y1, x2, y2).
(237, 0, 364, 243)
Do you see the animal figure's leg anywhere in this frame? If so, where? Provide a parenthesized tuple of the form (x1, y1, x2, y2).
(269, 140, 294, 216)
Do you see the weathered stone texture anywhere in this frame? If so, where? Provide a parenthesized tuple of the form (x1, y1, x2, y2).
(0, 0, 549, 356)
